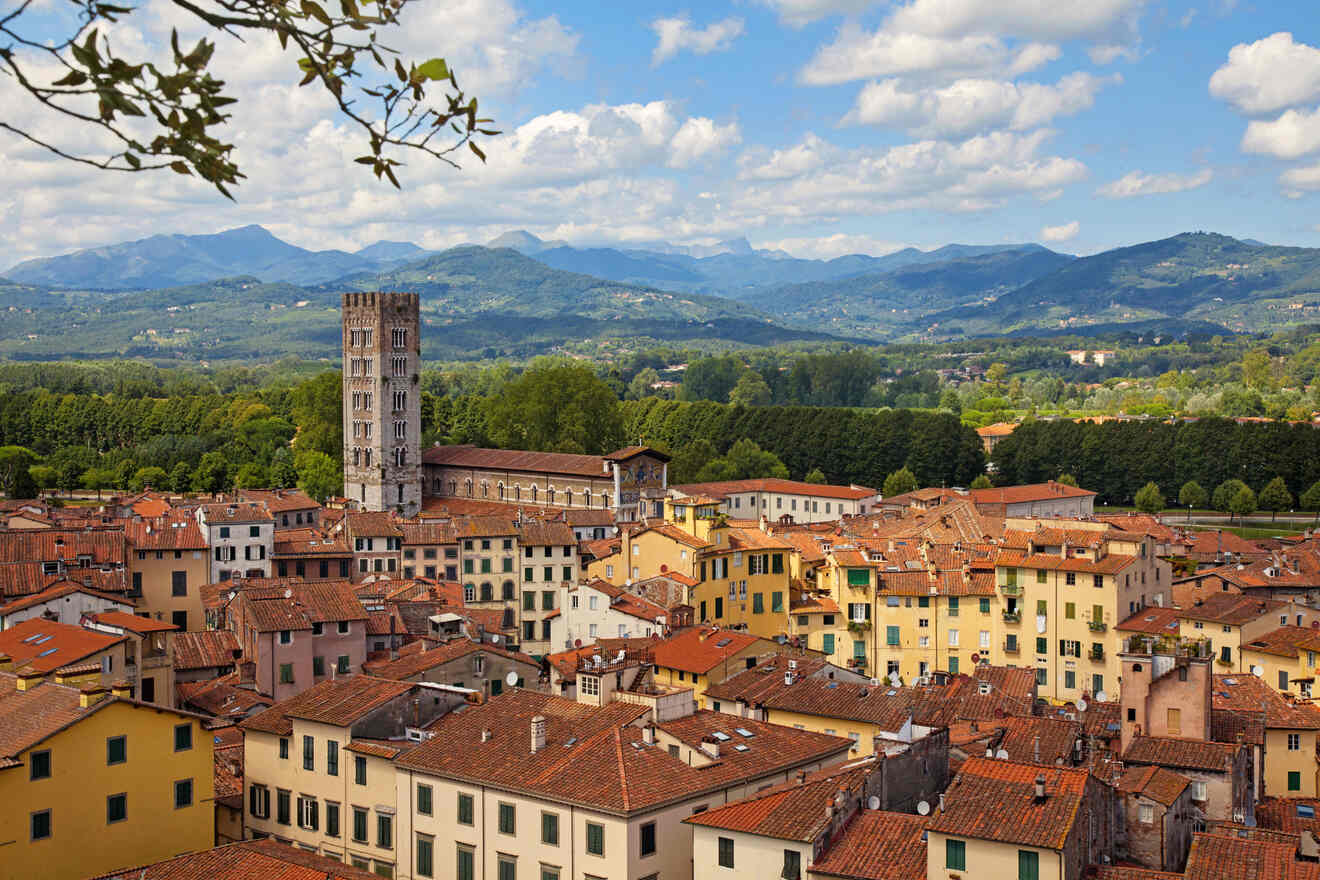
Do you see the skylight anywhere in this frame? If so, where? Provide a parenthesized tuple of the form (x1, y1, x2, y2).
(710, 731, 731, 741)
(21, 633, 46, 644)
(716, 638, 732, 648)
(1299, 804, 1315, 819)
(37, 648, 57, 657)
(734, 728, 755, 738)
(733, 744, 749, 752)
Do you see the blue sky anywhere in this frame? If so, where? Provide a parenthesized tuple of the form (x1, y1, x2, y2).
(4, 0, 1320, 263)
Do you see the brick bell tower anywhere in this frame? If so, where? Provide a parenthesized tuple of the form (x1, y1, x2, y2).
(341, 292, 421, 515)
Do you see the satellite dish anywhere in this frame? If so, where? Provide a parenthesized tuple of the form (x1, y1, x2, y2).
(1095, 690, 1109, 703)
(1251, 665, 1264, 677)
(917, 800, 931, 816)
(283, 588, 292, 599)
(574, 639, 582, 648)
(1076, 698, 1088, 712)
(995, 748, 1010, 760)
(490, 634, 500, 644)
(867, 796, 881, 811)
(505, 671, 519, 687)
(888, 671, 901, 686)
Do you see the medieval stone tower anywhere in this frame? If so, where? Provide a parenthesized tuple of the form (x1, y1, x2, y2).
(341, 292, 421, 516)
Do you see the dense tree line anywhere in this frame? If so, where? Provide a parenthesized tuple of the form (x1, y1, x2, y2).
(991, 418, 1320, 506)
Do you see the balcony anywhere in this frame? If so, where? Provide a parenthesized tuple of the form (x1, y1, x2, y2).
(1089, 647, 1105, 662)
(1001, 584, 1021, 596)
(847, 620, 872, 635)
(1088, 621, 1107, 633)
(1003, 641, 1020, 655)
(1002, 610, 1022, 624)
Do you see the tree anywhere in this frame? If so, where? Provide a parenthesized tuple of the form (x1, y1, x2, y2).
(626, 368, 662, 401)
(696, 439, 789, 482)
(970, 474, 992, 489)
(80, 466, 114, 500)
(668, 439, 717, 485)
(48, 446, 98, 494)
(1178, 480, 1207, 520)
(290, 372, 343, 458)
(191, 451, 229, 495)
(1213, 479, 1251, 513)
(882, 467, 919, 497)
(804, 467, 827, 484)
(1258, 476, 1293, 522)
(1, 0, 495, 196)
(296, 450, 341, 502)
(1301, 480, 1320, 526)
(167, 461, 194, 493)
(1133, 481, 1165, 514)
(131, 466, 169, 492)
(1057, 473, 1079, 487)
(28, 465, 56, 495)
(234, 461, 269, 490)
(269, 448, 299, 489)
(728, 371, 773, 407)
(0, 447, 38, 499)
(1228, 485, 1257, 525)
(485, 361, 624, 455)
(938, 388, 962, 415)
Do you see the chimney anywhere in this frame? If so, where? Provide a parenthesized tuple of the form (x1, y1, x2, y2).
(702, 736, 720, 759)
(15, 668, 43, 691)
(110, 680, 132, 699)
(79, 684, 108, 707)
(1033, 735, 1041, 764)
(1034, 774, 1047, 803)
(643, 725, 656, 745)
(481, 728, 493, 743)
(0, 653, 10, 673)
(938, 792, 946, 813)
(530, 715, 546, 753)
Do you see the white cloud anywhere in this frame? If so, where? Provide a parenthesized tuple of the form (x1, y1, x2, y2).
(650, 16, 744, 66)
(758, 0, 874, 27)
(844, 73, 1117, 137)
(1280, 162, 1320, 196)
(1210, 33, 1320, 116)
(755, 233, 914, 259)
(1096, 168, 1213, 198)
(668, 118, 742, 168)
(886, 0, 1144, 41)
(1088, 44, 1136, 64)
(800, 25, 1053, 86)
(737, 133, 833, 180)
(1241, 106, 1320, 159)
(1040, 220, 1080, 242)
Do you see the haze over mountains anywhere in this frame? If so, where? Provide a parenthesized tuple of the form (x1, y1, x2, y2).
(3, 226, 1320, 362)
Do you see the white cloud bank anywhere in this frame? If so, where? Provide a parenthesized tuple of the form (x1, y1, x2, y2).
(1096, 168, 1213, 198)
(1040, 220, 1080, 242)
(650, 16, 745, 66)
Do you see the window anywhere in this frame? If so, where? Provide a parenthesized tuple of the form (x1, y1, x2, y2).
(174, 778, 193, 808)
(303, 735, 315, 770)
(980, 597, 991, 614)
(946, 839, 966, 870)
(417, 783, 432, 815)
(377, 813, 393, 849)
(1290, 771, 1303, 791)
(29, 750, 50, 780)
(249, 784, 270, 818)
(279, 737, 288, 760)
(948, 629, 959, 647)
(1138, 803, 1154, 824)
(1018, 849, 1039, 880)
(276, 789, 291, 824)
(298, 796, 319, 831)
(279, 663, 294, 684)
(822, 633, 835, 654)
(353, 806, 369, 842)
(542, 811, 559, 845)
(31, 809, 51, 841)
(338, 655, 351, 674)
(887, 625, 901, 646)
(499, 802, 516, 834)
(1065, 602, 1075, 619)
(586, 821, 604, 855)
(718, 836, 735, 868)
(456, 847, 475, 880)
(498, 856, 517, 880)
(355, 755, 367, 785)
(106, 735, 127, 765)
(326, 802, 340, 837)
(1191, 781, 1207, 801)
(171, 569, 188, 597)
(106, 793, 127, 824)
(457, 792, 474, 825)
(416, 834, 434, 878)
(640, 821, 656, 856)
(542, 870, 561, 880)
(328, 740, 339, 776)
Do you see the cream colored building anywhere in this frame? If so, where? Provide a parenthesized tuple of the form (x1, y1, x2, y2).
(126, 512, 210, 631)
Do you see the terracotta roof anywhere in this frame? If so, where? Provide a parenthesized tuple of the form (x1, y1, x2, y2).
(240, 675, 415, 735)
(87, 838, 381, 880)
(969, 481, 1097, 505)
(0, 672, 98, 761)
(683, 765, 870, 840)
(1213, 673, 1320, 730)
(1117, 606, 1183, 635)
(450, 515, 520, 538)
(0, 528, 127, 565)
(995, 549, 1136, 574)
(1093, 869, 1186, 880)
(1211, 708, 1266, 747)
(1256, 797, 1320, 834)
(1183, 831, 1320, 880)
(422, 444, 610, 478)
(177, 676, 273, 719)
(397, 690, 851, 814)
(673, 478, 877, 501)
(810, 809, 931, 880)
(90, 611, 177, 633)
(1123, 735, 1242, 773)
(400, 521, 457, 545)
(364, 638, 538, 681)
(577, 579, 669, 624)
(928, 757, 1093, 850)
(915, 667, 1038, 723)
(272, 529, 349, 556)
(173, 630, 241, 671)
(0, 617, 124, 673)
(345, 738, 412, 759)
(1115, 765, 1191, 806)
(199, 502, 273, 524)
(790, 595, 840, 613)
(1244, 626, 1320, 658)
(517, 521, 576, 546)
(232, 579, 367, 632)
(649, 626, 768, 674)
(635, 521, 710, 550)
(976, 422, 1017, 438)
(603, 445, 668, 462)
(1183, 594, 1285, 625)
(342, 511, 403, 538)
(238, 489, 320, 513)
(125, 515, 207, 550)
(0, 579, 132, 617)
(995, 716, 1080, 765)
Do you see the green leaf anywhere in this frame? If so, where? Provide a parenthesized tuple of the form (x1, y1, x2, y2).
(414, 58, 448, 82)
(394, 58, 407, 82)
(123, 152, 140, 169)
(354, 156, 376, 165)
(469, 141, 486, 162)
(300, 0, 332, 26)
(169, 161, 192, 175)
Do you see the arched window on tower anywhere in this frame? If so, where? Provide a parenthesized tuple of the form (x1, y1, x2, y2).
(498, 482, 505, 500)
(547, 487, 555, 506)
(464, 479, 473, 497)
(564, 489, 573, 507)
(481, 481, 488, 498)
(601, 492, 610, 508)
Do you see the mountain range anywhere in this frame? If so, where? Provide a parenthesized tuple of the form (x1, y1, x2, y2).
(3, 226, 1320, 361)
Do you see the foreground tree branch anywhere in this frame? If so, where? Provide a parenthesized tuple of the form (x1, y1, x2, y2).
(0, 0, 497, 196)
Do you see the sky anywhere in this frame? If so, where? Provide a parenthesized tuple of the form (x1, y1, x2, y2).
(3, 0, 1320, 265)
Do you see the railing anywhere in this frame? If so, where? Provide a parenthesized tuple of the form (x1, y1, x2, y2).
(1002, 611, 1022, 623)
(1122, 634, 1213, 658)
(1088, 621, 1107, 633)
(1089, 647, 1105, 661)
(847, 620, 871, 634)
(1001, 584, 1021, 596)
(1003, 641, 1020, 655)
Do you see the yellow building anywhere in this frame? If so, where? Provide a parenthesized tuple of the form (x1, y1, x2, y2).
(1240, 625, 1320, 698)
(1213, 672, 1320, 798)
(647, 625, 785, 707)
(996, 523, 1169, 704)
(587, 518, 708, 585)
(126, 512, 210, 632)
(241, 675, 461, 877)
(1177, 594, 1320, 674)
(0, 671, 215, 880)
(691, 522, 795, 639)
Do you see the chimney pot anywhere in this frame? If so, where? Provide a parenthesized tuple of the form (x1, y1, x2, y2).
(481, 728, 492, 743)
(1034, 774, 1047, 801)
(530, 715, 546, 753)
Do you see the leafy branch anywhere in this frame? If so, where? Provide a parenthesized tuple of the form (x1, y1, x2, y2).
(0, 0, 497, 197)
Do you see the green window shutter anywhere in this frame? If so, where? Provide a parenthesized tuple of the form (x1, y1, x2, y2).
(946, 839, 966, 870)
(1006, 567, 1017, 586)
(847, 569, 870, 586)
(823, 634, 835, 654)
(753, 593, 764, 614)
(456, 849, 474, 880)
(772, 592, 784, 613)
(457, 793, 473, 825)
(887, 626, 901, 646)
(1290, 771, 1302, 791)
(919, 596, 930, 608)
(949, 656, 959, 674)
(1019, 850, 1039, 880)
(1036, 637, 1047, 654)
(1065, 602, 1075, 619)
(1036, 568, 1047, 584)
(853, 640, 866, 659)
(771, 554, 784, 574)
(980, 598, 990, 613)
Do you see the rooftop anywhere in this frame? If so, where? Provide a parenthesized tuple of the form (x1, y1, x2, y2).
(0, 617, 125, 674)
(810, 809, 931, 880)
(199, 502, 273, 524)
(422, 444, 611, 478)
(87, 838, 381, 880)
(683, 765, 870, 841)
(672, 478, 877, 501)
(173, 630, 241, 671)
(649, 626, 768, 675)
(969, 481, 1097, 505)
(1123, 735, 1242, 773)
(1115, 765, 1191, 807)
(240, 675, 415, 735)
(1213, 673, 1320, 730)
(928, 757, 1093, 850)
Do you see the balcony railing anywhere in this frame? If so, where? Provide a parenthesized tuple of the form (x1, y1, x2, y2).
(1089, 647, 1105, 661)
(1003, 641, 1020, 655)
(1002, 611, 1022, 624)
(1088, 621, 1107, 633)
(1001, 584, 1021, 596)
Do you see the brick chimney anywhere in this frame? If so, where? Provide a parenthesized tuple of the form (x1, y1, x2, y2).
(15, 667, 43, 691)
(530, 715, 546, 753)
(79, 684, 109, 708)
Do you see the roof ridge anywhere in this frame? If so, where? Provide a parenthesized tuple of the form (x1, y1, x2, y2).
(614, 728, 631, 811)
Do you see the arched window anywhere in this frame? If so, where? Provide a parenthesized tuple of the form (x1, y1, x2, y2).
(531, 485, 538, 502)
(601, 492, 610, 508)
(447, 480, 457, 496)
(514, 485, 521, 501)
(547, 487, 555, 505)
(363, 449, 371, 467)
(464, 479, 473, 497)
(480, 582, 493, 602)
(463, 583, 475, 602)
(481, 481, 488, 498)
(584, 492, 592, 508)
(352, 448, 361, 467)
(501, 580, 515, 600)
(498, 482, 505, 500)
(565, 489, 573, 507)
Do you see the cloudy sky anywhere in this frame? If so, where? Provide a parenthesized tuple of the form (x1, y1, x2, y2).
(3, 0, 1320, 265)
